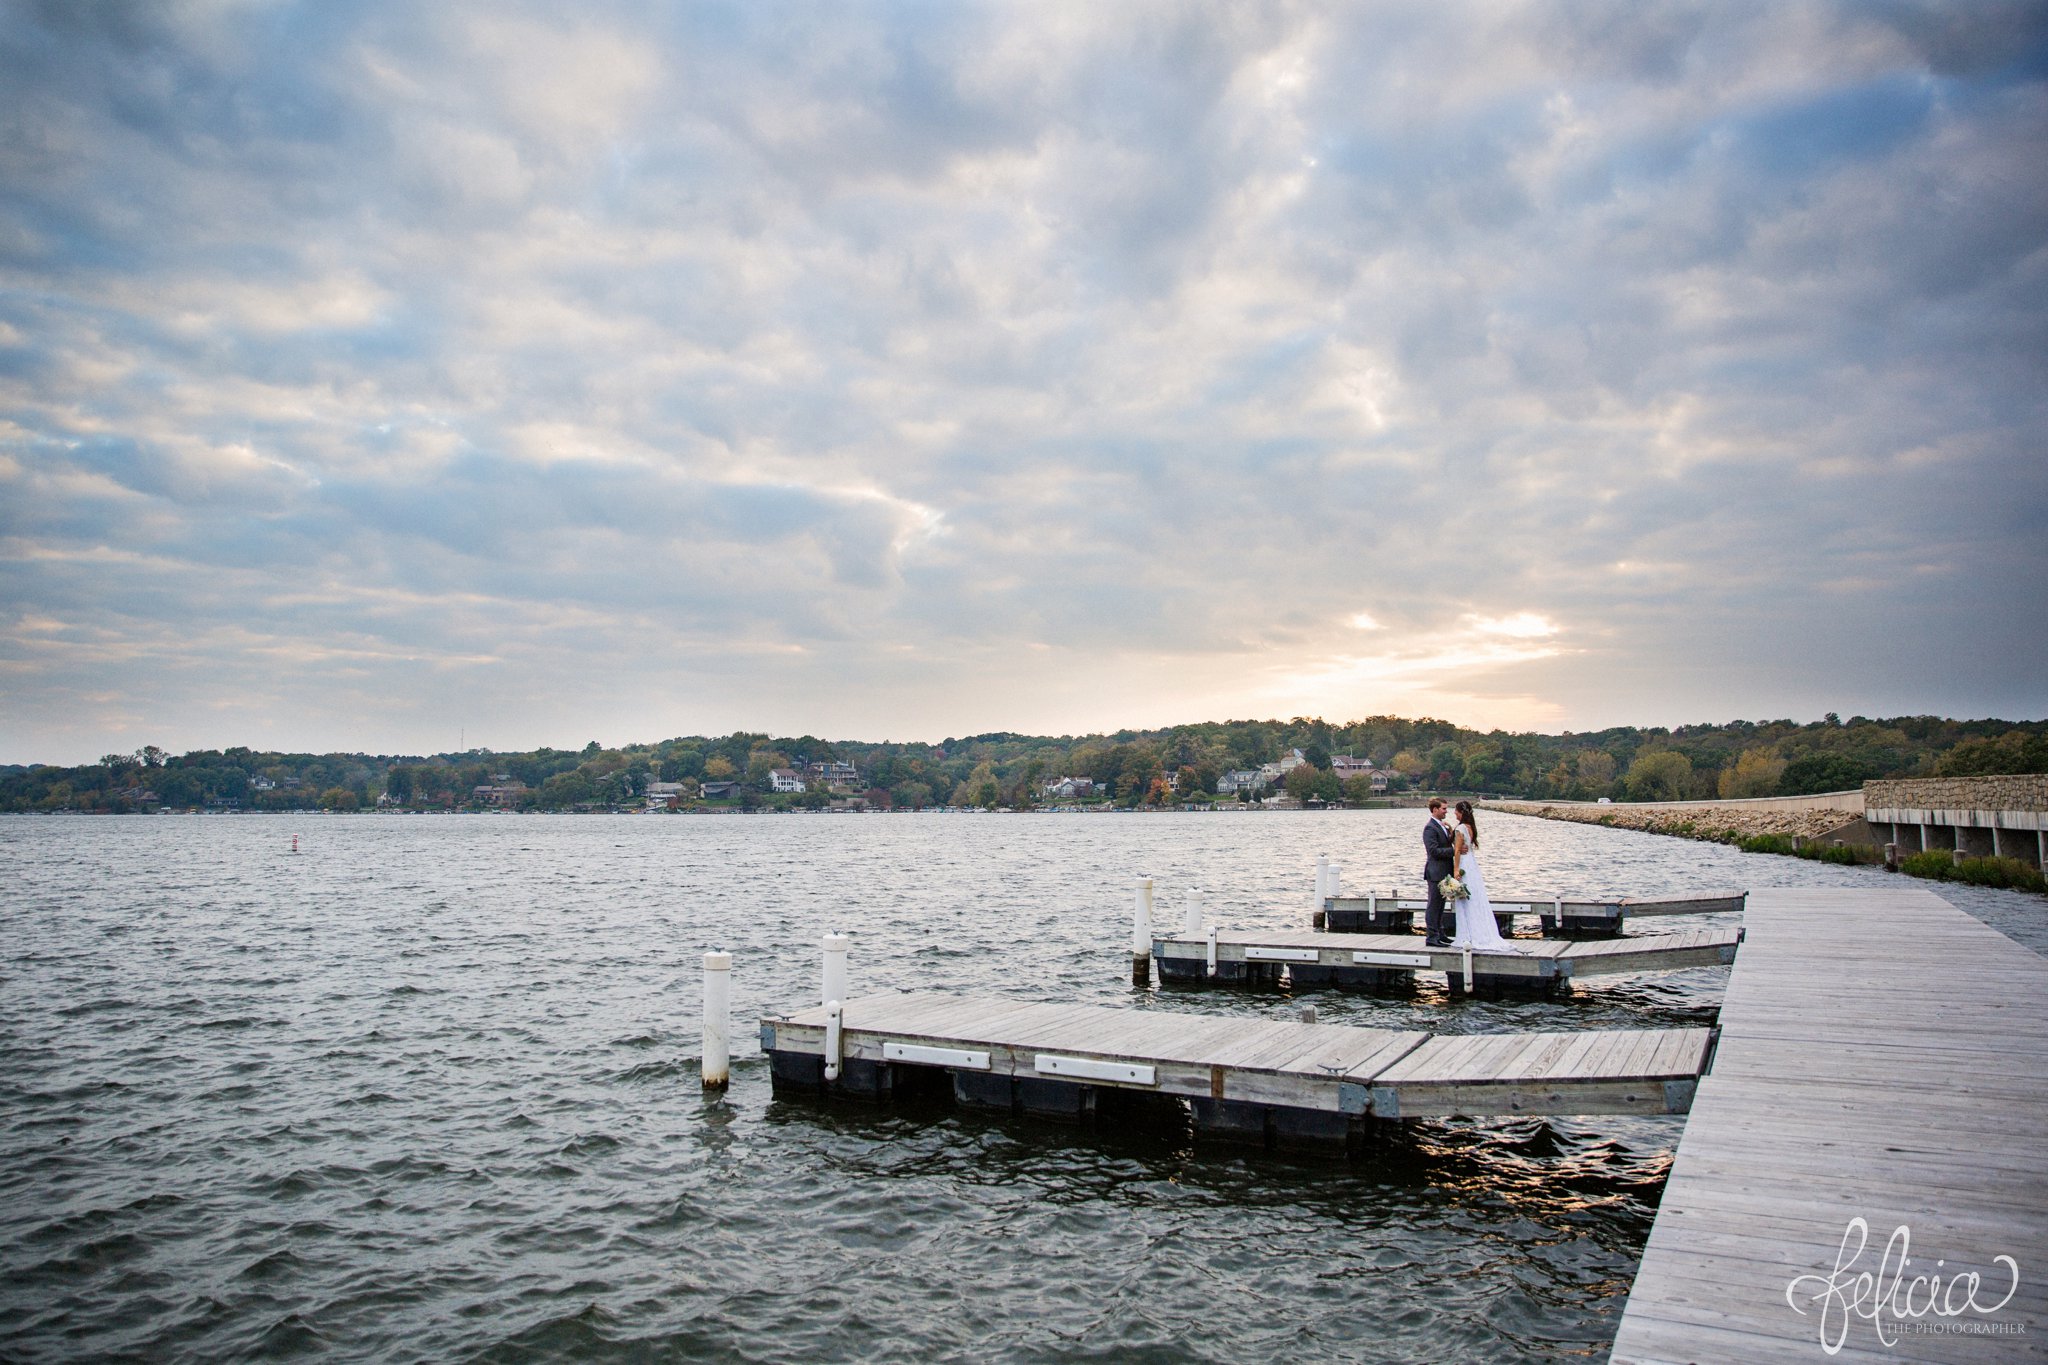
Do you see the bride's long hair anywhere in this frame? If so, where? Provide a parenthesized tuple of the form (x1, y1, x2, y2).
(1454, 799, 1477, 846)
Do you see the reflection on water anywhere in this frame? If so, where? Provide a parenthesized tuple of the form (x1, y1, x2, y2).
(0, 810, 2038, 1361)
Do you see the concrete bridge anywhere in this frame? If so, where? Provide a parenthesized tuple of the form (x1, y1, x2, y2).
(1864, 774, 2048, 869)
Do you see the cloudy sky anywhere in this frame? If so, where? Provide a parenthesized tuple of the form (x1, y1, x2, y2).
(2, 1, 2045, 763)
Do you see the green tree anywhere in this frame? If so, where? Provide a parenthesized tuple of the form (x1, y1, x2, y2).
(1014, 757, 1046, 807)
(538, 770, 595, 808)
(965, 760, 999, 808)
(319, 787, 358, 811)
(1461, 743, 1510, 792)
(1624, 750, 1692, 802)
(1935, 730, 2048, 776)
(1778, 752, 1883, 794)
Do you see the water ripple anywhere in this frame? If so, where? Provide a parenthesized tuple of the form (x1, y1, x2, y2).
(2, 809, 2036, 1360)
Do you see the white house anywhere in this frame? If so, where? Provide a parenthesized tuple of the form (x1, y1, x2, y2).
(1042, 776, 1098, 800)
(769, 768, 807, 794)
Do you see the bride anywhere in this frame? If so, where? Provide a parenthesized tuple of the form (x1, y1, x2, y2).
(1449, 800, 1519, 952)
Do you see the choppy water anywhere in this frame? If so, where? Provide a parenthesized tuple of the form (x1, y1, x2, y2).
(2, 810, 2041, 1362)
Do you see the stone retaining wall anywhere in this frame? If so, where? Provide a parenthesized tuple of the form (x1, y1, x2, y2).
(1864, 774, 2048, 813)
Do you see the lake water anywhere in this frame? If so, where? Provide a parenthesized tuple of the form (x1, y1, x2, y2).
(3, 810, 2042, 1361)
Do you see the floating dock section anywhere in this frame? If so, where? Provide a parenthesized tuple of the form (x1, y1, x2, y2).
(762, 992, 1713, 1148)
(1611, 887, 2048, 1361)
(1153, 925, 1743, 994)
(1321, 889, 1746, 935)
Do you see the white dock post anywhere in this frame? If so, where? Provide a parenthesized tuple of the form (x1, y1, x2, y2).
(1132, 877, 1154, 986)
(823, 1000, 844, 1083)
(1460, 945, 1474, 995)
(1313, 853, 1329, 910)
(1327, 863, 1341, 899)
(1184, 888, 1204, 936)
(822, 931, 849, 1009)
(1205, 923, 1218, 977)
(701, 950, 731, 1091)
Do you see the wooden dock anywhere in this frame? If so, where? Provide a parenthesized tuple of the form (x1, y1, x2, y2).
(1322, 888, 1745, 935)
(1153, 925, 1743, 993)
(761, 992, 1713, 1146)
(1611, 888, 2048, 1361)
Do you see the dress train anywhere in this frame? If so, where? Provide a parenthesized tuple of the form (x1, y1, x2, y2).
(1449, 826, 1518, 951)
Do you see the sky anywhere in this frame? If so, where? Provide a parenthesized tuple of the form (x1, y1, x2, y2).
(2, 1, 2046, 765)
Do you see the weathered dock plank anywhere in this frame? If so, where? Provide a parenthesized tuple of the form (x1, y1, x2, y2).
(1153, 925, 1741, 992)
(1610, 888, 2048, 1362)
(763, 994, 1711, 1141)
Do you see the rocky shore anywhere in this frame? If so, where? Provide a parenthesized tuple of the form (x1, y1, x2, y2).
(1489, 800, 1864, 843)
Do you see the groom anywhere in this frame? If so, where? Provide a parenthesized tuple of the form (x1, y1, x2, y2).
(1422, 797, 1455, 946)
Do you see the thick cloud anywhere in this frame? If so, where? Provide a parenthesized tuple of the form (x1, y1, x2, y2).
(1, 0, 2044, 760)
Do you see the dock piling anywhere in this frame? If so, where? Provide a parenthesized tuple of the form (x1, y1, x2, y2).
(823, 999, 844, 1082)
(1183, 888, 1204, 936)
(701, 950, 731, 1091)
(822, 932, 848, 1009)
(1132, 878, 1154, 985)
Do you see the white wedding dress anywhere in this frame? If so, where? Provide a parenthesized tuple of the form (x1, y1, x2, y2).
(1450, 824, 1517, 951)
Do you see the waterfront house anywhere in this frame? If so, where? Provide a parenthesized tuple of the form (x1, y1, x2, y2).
(804, 760, 862, 791)
(769, 768, 807, 794)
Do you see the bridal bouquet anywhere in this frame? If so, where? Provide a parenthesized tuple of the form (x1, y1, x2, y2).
(1438, 874, 1470, 901)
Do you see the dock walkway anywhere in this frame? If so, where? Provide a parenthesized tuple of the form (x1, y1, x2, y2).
(1611, 888, 2048, 1361)
(1154, 924, 1742, 992)
(763, 993, 1712, 1144)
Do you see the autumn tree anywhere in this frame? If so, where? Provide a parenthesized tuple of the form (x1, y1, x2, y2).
(1718, 747, 1786, 798)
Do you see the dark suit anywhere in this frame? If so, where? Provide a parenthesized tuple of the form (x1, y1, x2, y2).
(1422, 816, 1456, 943)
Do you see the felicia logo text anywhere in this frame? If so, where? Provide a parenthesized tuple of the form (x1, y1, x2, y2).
(1785, 1217, 2021, 1354)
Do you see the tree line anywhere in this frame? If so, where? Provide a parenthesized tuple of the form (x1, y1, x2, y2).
(1, 713, 2042, 814)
